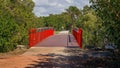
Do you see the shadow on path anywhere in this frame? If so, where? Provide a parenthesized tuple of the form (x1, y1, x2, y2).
(25, 47, 120, 68)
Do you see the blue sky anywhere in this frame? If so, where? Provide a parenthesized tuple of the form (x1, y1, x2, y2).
(32, 0, 90, 17)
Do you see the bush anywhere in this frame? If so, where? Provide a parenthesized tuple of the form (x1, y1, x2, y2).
(0, 10, 19, 52)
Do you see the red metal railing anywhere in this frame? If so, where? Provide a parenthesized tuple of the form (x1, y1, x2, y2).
(29, 27, 54, 47)
(72, 28, 82, 48)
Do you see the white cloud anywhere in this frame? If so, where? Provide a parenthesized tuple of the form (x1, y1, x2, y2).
(32, 0, 90, 17)
(33, 0, 49, 5)
(58, 4, 65, 8)
(66, 0, 74, 4)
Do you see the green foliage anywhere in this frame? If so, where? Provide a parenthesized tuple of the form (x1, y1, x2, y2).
(76, 5, 104, 47)
(39, 12, 71, 31)
(0, 9, 19, 52)
(91, 0, 120, 49)
(66, 6, 81, 29)
(0, 0, 36, 52)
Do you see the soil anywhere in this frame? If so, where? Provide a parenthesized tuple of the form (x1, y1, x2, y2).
(0, 49, 50, 68)
(0, 48, 119, 68)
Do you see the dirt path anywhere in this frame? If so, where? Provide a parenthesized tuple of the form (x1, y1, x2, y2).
(0, 47, 118, 68)
(0, 47, 86, 68)
(0, 47, 85, 68)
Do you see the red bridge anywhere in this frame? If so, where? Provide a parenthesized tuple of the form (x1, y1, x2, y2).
(29, 27, 82, 48)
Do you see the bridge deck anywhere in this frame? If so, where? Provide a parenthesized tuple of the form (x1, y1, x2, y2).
(34, 32, 79, 47)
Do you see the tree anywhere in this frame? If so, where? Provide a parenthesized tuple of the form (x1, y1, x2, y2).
(91, 0, 120, 49)
(0, 6, 19, 52)
(0, 0, 36, 52)
(66, 6, 81, 29)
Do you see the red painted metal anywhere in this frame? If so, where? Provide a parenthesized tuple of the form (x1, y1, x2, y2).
(29, 27, 54, 47)
(29, 28, 36, 47)
(72, 28, 82, 48)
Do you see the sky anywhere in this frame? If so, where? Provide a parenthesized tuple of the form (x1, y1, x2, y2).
(32, 0, 90, 17)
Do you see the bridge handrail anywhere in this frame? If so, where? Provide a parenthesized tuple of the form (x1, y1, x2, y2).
(29, 27, 54, 47)
(72, 28, 82, 48)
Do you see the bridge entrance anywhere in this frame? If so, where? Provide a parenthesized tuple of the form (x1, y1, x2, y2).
(29, 27, 82, 48)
